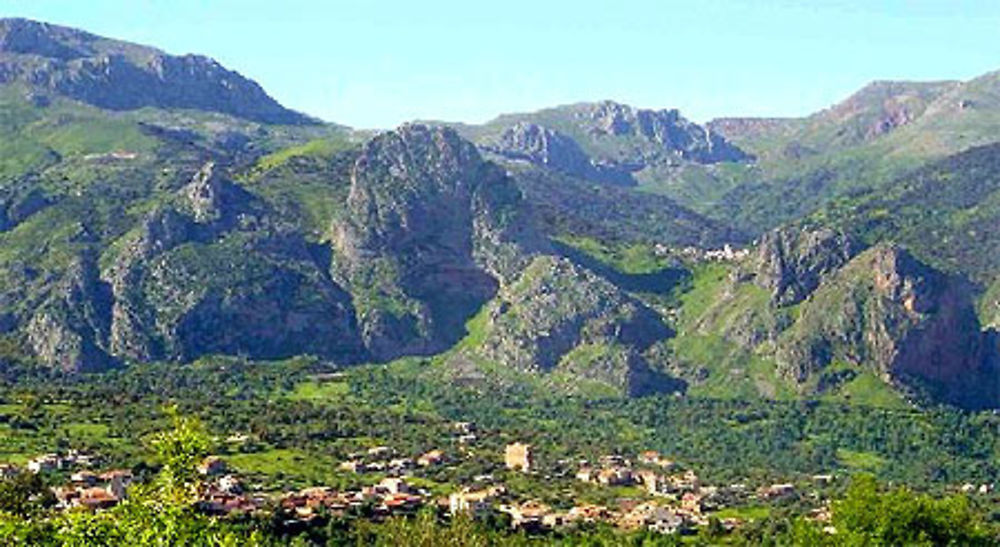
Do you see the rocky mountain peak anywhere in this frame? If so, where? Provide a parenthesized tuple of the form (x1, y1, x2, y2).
(333, 124, 536, 360)
(775, 243, 993, 406)
(0, 18, 312, 124)
(746, 226, 859, 305)
(570, 100, 749, 163)
(491, 122, 580, 166)
(814, 80, 960, 143)
(483, 122, 635, 185)
(584, 100, 651, 136)
(340, 124, 484, 252)
(176, 161, 260, 228)
(0, 18, 93, 60)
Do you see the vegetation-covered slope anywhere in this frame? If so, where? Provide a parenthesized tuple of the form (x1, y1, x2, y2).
(707, 74, 1000, 233)
(0, 17, 313, 124)
(0, 17, 998, 409)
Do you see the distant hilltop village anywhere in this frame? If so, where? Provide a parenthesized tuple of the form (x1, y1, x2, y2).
(661, 243, 751, 262)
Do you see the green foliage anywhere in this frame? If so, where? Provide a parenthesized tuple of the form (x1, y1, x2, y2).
(829, 474, 993, 545)
(147, 407, 213, 504)
(820, 370, 909, 409)
(248, 137, 354, 175)
(553, 236, 672, 275)
(0, 407, 260, 546)
(0, 471, 54, 517)
(811, 142, 1000, 280)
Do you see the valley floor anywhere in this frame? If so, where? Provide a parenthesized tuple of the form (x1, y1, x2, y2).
(2, 356, 1000, 544)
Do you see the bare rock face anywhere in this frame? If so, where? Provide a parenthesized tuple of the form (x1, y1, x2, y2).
(137, 232, 363, 362)
(182, 162, 227, 223)
(0, 18, 311, 124)
(490, 122, 589, 168)
(471, 255, 671, 395)
(825, 81, 957, 143)
(97, 165, 365, 365)
(745, 226, 859, 305)
(27, 254, 114, 372)
(484, 122, 634, 185)
(577, 101, 748, 163)
(333, 124, 538, 360)
(104, 207, 193, 360)
(776, 244, 993, 406)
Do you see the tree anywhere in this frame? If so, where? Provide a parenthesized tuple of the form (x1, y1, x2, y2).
(0, 471, 55, 517)
(16, 407, 265, 546)
(830, 474, 994, 546)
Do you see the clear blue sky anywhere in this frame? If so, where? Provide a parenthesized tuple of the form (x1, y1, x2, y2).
(4, 0, 1000, 128)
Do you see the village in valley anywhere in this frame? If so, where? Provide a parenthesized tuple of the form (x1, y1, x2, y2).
(0, 417, 855, 538)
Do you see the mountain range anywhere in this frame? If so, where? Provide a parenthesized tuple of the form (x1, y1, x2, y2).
(0, 18, 997, 408)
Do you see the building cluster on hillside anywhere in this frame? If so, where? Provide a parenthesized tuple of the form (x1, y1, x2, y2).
(338, 444, 448, 475)
(447, 484, 507, 516)
(195, 456, 270, 516)
(6, 450, 136, 511)
(663, 244, 751, 262)
(334, 423, 474, 476)
(465, 447, 760, 535)
(277, 477, 427, 523)
(25, 450, 97, 474)
(52, 469, 133, 510)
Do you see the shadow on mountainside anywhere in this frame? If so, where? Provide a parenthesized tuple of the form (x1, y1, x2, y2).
(550, 239, 690, 295)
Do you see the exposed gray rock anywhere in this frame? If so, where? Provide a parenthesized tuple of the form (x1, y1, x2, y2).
(98, 164, 365, 364)
(484, 122, 634, 185)
(776, 244, 994, 406)
(27, 253, 114, 372)
(178, 161, 263, 228)
(183, 162, 227, 223)
(744, 226, 859, 305)
(472, 255, 671, 395)
(333, 124, 536, 360)
(0, 18, 312, 124)
(578, 100, 749, 163)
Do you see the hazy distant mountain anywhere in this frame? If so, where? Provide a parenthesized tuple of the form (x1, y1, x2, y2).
(704, 73, 1000, 232)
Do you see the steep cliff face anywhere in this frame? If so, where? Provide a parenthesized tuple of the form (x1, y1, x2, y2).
(8, 120, 672, 395)
(467, 100, 755, 235)
(332, 124, 536, 360)
(483, 122, 635, 185)
(743, 226, 860, 305)
(101, 163, 364, 364)
(125, 232, 363, 362)
(0, 18, 311, 124)
(579, 101, 748, 163)
(678, 225, 998, 406)
(329, 125, 674, 391)
(457, 255, 672, 396)
(26, 253, 113, 372)
(480, 100, 748, 175)
(776, 244, 993, 405)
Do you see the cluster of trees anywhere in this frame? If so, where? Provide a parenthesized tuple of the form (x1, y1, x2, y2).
(5, 357, 1000, 489)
